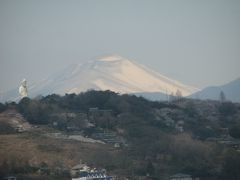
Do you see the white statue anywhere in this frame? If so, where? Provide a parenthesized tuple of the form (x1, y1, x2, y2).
(19, 79, 28, 98)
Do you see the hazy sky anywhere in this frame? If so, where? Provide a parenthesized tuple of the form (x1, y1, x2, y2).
(0, 0, 240, 93)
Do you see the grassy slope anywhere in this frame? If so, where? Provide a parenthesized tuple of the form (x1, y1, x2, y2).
(0, 131, 125, 173)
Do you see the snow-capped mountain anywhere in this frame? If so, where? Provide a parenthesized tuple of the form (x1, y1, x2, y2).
(0, 55, 198, 102)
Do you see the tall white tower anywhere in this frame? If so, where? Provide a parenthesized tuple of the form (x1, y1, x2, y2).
(19, 79, 28, 98)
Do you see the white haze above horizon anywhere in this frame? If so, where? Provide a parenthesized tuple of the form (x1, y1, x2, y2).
(0, 0, 240, 93)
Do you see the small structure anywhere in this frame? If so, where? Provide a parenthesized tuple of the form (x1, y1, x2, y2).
(71, 163, 90, 177)
(92, 132, 122, 145)
(206, 136, 240, 150)
(15, 125, 25, 133)
(53, 121, 58, 127)
(71, 163, 113, 180)
(38, 162, 50, 175)
(170, 173, 192, 180)
(4, 176, 17, 180)
(114, 143, 120, 148)
(175, 120, 184, 133)
(164, 118, 175, 127)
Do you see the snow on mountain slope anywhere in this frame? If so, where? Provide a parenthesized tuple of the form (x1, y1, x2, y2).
(0, 55, 198, 102)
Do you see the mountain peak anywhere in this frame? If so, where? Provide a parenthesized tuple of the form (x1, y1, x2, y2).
(97, 55, 124, 62)
(0, 55, 198, 102)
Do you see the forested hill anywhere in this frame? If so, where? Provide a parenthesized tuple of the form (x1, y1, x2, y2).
(1, 90, 240, 179)
(15, 90, 240, 139)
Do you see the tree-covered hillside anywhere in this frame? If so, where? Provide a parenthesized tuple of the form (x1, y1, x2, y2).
(1, 90, 240, 179)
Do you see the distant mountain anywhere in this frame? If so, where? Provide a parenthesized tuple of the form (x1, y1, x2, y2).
(0, 55, 197, 102)
(190, 78, 240, 102)
(133, 92, 170, 101)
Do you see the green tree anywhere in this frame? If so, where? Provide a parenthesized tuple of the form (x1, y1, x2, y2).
(229, 124, 240, 139)
(219, 102, 236, 116)
(18, 98, 50, 124)
(0, 103, 6, 113)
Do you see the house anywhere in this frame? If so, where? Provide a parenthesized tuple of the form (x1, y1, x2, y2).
(71, 163, 90, 177)
(170, 173, 192, 180)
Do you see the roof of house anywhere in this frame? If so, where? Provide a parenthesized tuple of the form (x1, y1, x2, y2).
(170, 173, 192, 178)
(71, 164, 89, 170)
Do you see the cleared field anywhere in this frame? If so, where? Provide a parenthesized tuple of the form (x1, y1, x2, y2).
(0, 131, 123, 171)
